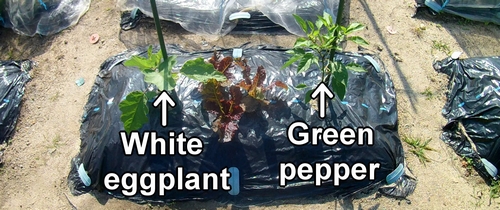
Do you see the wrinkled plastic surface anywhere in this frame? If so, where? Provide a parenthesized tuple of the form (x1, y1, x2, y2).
(423, 0, 500, 25)
(68, 45, 415, 203)
(434, 56, 500, 181)
(0, 60, 32, 144)
(117, 0, 339, 36)
(1, 0, 91, 36)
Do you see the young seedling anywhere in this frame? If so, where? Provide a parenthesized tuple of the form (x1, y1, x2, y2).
(420, 87, 434, 100)
(431, 40, 451, 55)
(118, 0, 227, 133)
(402, 135, 434, 165)
(461, 156, 475, 177)
(119, 46, 227, 133)
(282, 12, 368, 103)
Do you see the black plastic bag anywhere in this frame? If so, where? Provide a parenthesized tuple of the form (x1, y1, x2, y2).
(68, 45, 415, 204)
(434, 56, 500, 181)
(0, 60, 32, 144)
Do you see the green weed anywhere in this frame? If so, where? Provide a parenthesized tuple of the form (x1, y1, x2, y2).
(402, 135, 434, 165)
(431, 40, 451, 55)
(491, 180, 500, 202)
(420, 87, 434, 100)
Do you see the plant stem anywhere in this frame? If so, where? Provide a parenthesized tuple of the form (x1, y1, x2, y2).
(150, 0, 168, 60)
(337, 0, 344, 26)
(329, 0, 344, 62)
(150, 0, 169, 91)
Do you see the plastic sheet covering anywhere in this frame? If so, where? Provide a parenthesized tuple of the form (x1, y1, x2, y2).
(1, 0, 91, 36)
(117, 0, 339, 36)
(422, 0, 500, 25)
(0, 60, 32, 144)
(68, 45, 415, 203)
(434, 56, 500, 181)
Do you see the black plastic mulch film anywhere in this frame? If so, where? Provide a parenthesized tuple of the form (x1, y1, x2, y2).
(434, 56, 500, 182)
(0, 60, 32, 144)
(67, 45, 415, 204)
(417, 0, 500, 25)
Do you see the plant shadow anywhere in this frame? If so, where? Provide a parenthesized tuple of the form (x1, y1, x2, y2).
(413, 5, 500, 57)
(0, 28, 58, 60)
(357, 0, 419, 112)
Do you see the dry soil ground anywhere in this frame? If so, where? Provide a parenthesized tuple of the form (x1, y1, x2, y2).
(1, 0, 500, 209)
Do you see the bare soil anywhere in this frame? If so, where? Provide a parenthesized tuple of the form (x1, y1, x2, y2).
(1, 0, 500, 209)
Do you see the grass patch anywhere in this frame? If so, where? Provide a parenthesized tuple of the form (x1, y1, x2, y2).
(420, 87, 434, 100)
(491, 180, 500, 203)
(402, 135, 434, 165)
(431, 40, 451, 55)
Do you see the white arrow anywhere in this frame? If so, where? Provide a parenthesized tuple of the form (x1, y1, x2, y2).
(152, 91, 176, 127)
(310, 82, 334, 119)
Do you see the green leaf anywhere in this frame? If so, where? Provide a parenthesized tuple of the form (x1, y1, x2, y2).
(312, 29, 320, 38)
(347, 36, 369, 46)
(330, 62, 348, 100)
(346, 63, 367, 73)
(317, 15, 327, 27)
(124, 55, 157, 71)
(282, 54, 303, 70)
(332, 79, 346, 101)
(322, 12, 333, 26)
(147, 45, 153, 58)
(180, 58, 227, 83)
(145, 91, 158, 101)
(293, 14, 308, 33)
(164, 55, 177, 72)
(307, 21, 315, 32)
(143, 71, 168, 91)
(297, 53, 314, 74)
(140, 61, 175, 91)
(346, 23, 365, 34)
(293, 37, 312, 48)
(295, 84, 307, 90)
(339, 25, 347, 34)
(286, 48, 305, 55)
(172, 72, 179, 81)
(305, 89, 314, 103)
(119, 91, 149, 133)
(124, 46, 164, 72)
(315, 19, 324, 30)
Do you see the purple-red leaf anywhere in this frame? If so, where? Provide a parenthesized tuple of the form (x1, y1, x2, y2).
(209, 52, 234, 79)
